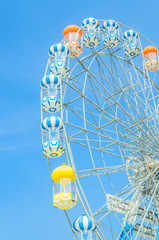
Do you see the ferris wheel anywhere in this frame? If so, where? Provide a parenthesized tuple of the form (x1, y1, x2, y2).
(40, 18, 159, 240)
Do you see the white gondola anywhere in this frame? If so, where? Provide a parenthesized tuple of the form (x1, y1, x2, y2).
(41, 74, 61, 113)
(102, 20, 119, 48)
(48, 43, 69, 78)
(41, 116, 65, 158)
(82, 18, 100, 48)
(123, 30, 140, 57)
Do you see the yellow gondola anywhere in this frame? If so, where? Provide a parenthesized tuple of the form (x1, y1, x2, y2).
(51, 164, 77, 209)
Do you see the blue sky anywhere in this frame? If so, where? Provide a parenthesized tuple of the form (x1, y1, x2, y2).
(0, 0, 159, 239)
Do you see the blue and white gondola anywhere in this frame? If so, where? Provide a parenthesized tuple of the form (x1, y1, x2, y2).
(73, 213, 96, 239)
(49, 43, 69, 78)
(42, 95, 60, 113)
(102, 20, 120, 48)
(123, 30, 140, 57)
(42, 140, 64, 158)
(118, 221, 134, 240)
(82, 18, 100, 48)
(41, 116, 63, 132)
(41, 116, 64, 158)
(41, 74, 61, 89)
(41, 74, 61, 113)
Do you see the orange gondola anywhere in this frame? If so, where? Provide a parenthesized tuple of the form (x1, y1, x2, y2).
(63, 25, 83, 57)
(143, 46, 158, 72)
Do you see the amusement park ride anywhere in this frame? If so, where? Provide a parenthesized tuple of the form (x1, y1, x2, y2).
(40, 18, 159, 239)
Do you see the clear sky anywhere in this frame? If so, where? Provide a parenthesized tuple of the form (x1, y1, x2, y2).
(0, 0, 159, 239)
